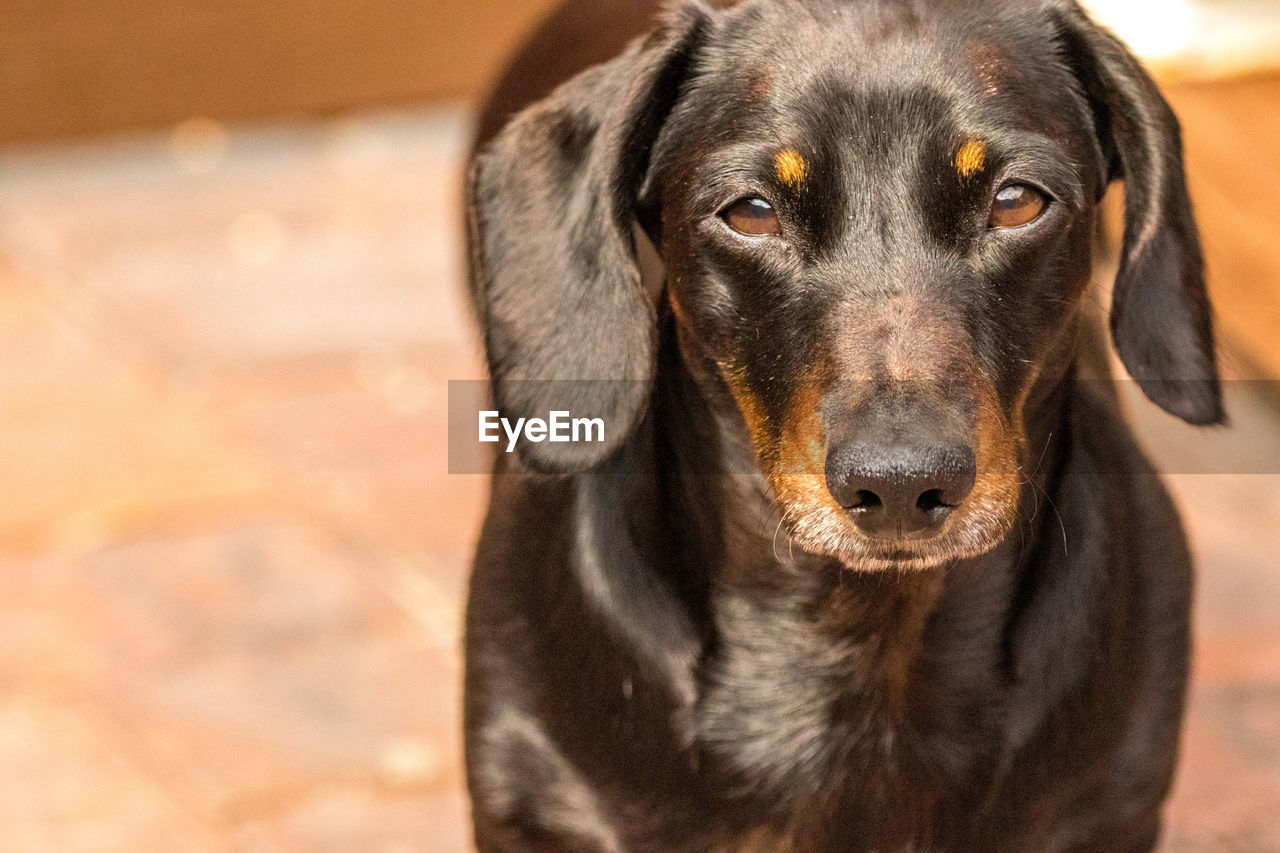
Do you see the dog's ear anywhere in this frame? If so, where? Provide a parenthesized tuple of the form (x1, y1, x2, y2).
(468, 5, 710, 472)
(1054, 3, 1224, 425)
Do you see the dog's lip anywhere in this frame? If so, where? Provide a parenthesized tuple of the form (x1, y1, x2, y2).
(845, 516, 957, 545)
(853, 524, 961, 555)
(872, 538, 939, 554)
(847, 537, 976, 571)
(845, 532, 935, 557)
(840, 547, 951, 573)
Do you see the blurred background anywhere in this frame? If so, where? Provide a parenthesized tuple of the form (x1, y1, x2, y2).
(0, 1, 1277, 850)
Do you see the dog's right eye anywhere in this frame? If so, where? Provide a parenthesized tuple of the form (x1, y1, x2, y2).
(989, 184, 1048, 229)
(722, 197, 781, 237)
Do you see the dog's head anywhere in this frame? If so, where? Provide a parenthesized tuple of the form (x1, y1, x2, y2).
(469, 0, 1221, 571)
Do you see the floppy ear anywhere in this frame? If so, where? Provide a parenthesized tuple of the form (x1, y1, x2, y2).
(468, 4, 710, 472)
(1054, 3, 1224, 425)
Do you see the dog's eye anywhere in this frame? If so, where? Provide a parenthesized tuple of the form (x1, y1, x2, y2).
(989, 184, 1047, 229)
(723, 197, 781, 236)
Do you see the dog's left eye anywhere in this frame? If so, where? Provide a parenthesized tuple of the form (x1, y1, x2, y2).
(722, 197, 782, 237)
(989, 184, 1048, 229)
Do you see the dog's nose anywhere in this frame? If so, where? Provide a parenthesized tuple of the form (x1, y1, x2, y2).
(825, 442, 977, 538)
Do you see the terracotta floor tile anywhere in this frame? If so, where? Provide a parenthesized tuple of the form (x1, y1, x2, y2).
(233, 789, 471, 853)
(0, 109, 476, 365)
(1164, 679, 1280, 850)
(3, 520, 462, 822)
(0, 280, 271, 556)
(0, 701, 226, 852)
(206, 349, 488, 575)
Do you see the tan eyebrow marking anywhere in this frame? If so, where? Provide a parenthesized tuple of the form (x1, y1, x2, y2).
(775, 148, 809, 188)
(955, 139, 986, 178)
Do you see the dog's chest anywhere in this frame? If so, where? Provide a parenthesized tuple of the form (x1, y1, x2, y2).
(691, 590, 993, 847)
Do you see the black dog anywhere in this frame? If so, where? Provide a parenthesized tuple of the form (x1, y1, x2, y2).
(464, 0, 1222, 849)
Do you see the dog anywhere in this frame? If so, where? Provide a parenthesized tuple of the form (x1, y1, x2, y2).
(463, 0, 1223, 849)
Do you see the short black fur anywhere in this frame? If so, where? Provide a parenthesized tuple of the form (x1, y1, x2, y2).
(464, 1, 1222, 850)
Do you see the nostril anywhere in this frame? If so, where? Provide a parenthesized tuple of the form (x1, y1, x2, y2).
(916, 489, 949, 513)
(851, 490, 882, 510)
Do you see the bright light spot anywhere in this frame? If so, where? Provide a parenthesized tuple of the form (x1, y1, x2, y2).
(325, 117, 388, 176)
(1082, 0, 1197, 61)
(169, 117, 228, 175)
(380, 365, 432, 416)
(377, 736, 441, 787)
(352, 350, 432, 416)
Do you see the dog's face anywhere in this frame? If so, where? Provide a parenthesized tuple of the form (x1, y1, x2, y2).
(470, 0, 1222, 571)
(647, 0, 1106, 569)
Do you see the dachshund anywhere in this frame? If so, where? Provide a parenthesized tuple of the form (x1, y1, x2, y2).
(463, 0, 1222, 849)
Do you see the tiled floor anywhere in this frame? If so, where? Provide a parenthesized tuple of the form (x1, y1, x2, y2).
(0, 108, 482, 852)
(0, 105, 1276, 851)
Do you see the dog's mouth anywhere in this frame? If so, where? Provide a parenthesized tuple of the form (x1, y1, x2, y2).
(765, 430, 1023, 572)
